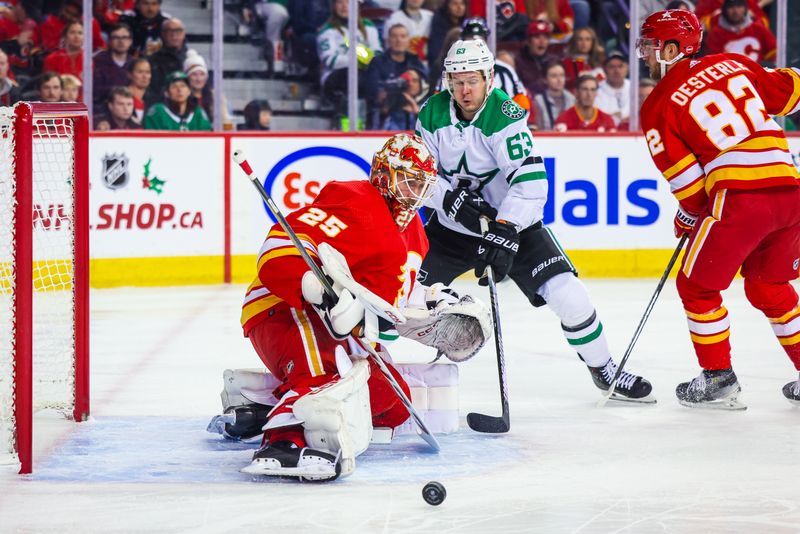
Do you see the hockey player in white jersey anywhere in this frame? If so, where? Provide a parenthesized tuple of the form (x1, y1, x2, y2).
(415, 39, 654, 402)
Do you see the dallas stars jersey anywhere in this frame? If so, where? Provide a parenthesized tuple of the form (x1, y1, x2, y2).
(415, 88, 547, 236)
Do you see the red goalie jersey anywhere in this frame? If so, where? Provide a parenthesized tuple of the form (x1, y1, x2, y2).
(640, 53, 800, 215)
(241, 180, 429, 334)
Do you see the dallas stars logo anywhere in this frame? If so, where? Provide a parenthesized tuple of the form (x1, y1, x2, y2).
(441, 153, 499, 191)
(142, 157, 166, 194)
(501, 100, 525, 120)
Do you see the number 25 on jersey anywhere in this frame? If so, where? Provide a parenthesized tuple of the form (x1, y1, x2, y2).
(297, 207, 348, 238)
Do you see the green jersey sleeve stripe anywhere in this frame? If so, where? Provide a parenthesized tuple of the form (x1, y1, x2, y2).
(510, 171, 548, 185)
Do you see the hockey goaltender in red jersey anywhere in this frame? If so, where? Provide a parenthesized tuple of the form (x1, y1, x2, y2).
(225, 133, 491, 481)
(638, 9, 800, 409)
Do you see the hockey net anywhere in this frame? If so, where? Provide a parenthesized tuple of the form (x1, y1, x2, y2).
(0, 103, 89, 474)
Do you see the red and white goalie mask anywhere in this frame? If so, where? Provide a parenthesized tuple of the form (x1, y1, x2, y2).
(370, 133, 437, 231)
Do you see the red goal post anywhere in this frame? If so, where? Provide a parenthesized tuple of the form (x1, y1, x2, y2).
(0, 102, 90, 474)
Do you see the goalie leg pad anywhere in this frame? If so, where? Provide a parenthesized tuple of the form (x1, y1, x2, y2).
(219, 368, 281, 410)
(292, 359, 372, 477)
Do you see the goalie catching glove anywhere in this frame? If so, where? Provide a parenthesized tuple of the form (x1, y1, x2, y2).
(397, 283, 493, 362)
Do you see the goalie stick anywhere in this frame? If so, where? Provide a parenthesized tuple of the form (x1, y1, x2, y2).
(232, 150, 440, 452)
(597, 234, 688, 408)
(466, 217, 510, 433)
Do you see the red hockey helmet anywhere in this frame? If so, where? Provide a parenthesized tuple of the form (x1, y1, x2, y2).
(637, 9, 703, 59)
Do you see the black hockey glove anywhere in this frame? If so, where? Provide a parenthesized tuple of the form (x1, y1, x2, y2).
(474, 220, 519, 282)
(442, 187, 498, 234)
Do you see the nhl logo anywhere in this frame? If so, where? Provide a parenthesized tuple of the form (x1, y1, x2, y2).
(102, 153, 130, 190)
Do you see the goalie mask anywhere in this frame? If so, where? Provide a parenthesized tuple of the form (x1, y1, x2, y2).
(370, 133, 437, 231)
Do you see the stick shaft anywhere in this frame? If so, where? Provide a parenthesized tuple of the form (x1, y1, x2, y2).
(599, 235, 687, 404)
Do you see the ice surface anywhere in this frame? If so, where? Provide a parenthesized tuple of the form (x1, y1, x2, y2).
(2, 279, 800, 533)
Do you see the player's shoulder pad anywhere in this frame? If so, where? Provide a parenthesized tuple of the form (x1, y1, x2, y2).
(473, 88, 528, 137)
(417, 91, 452, 134)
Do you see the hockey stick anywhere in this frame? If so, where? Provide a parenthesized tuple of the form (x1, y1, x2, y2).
(597, 234, 688, 408)
(233, 150, 440, 452)
(466, 217, 510, 433)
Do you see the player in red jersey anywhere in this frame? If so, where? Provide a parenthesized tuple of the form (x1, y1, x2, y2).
(234, 133, 491, 480)
(638, 9, 800, 409)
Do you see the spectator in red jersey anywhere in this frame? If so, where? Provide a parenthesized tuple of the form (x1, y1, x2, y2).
(60, 73, 81, 102)
(95, 87, 142, 130)
(428, 0, 467, 66)
(43, 21, 84, 81)
(513, 20, 559, 98)
(126, 57, 157, 124)
(0, 49, 20, 106)
(695, 0, 768, 27)
(40, 1, 105, 52)
(0, 3, 40, 45)
(93, 23, 134, 111)
(703, 0, 776, 62)
(94, 0, 136, 33)
(37, 71, 62, 102)
(119, 0, 171, 56)
(562, 26, 604, 92)
(523, 0, 574, 44)
(554, 74, 615, 131)
(0, 18, 39, 80)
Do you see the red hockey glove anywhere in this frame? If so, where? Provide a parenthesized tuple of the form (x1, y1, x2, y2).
(673, 206, 698, 238)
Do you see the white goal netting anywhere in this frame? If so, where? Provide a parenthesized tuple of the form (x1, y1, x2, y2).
(0, 106, 79, 466)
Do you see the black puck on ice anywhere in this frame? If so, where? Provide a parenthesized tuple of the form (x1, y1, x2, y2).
(422, 481, 446, 506)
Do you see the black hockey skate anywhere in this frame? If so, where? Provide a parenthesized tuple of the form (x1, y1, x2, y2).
(675, 368, 745, 410)
(585, 357, 655, 403)
(240, 441, 342, 482)
(206, 403, 271, 441)
(782, 373, 800, 406)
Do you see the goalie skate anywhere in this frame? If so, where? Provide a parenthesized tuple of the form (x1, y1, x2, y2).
(207, 403, 271, 441)
(676, 368, 746, 411)
(585, 357, 656, 404)
(782, 373, 800, 406)
(240, 441, 342, 482)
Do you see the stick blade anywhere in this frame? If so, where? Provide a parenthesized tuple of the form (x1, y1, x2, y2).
(466, 412, 510, 433)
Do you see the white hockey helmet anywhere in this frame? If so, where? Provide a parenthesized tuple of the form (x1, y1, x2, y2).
(370, 133, 437, 231)
(443, 39, 495, 95)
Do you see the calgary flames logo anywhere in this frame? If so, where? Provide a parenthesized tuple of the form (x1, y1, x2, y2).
(400, 145, 435, 173)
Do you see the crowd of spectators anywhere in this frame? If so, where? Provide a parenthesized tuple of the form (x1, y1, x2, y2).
(0, 0, 788, 132)
(0, 0, 261, 131)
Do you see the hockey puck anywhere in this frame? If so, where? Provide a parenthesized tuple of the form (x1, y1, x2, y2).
(422, 481, 446, 506)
